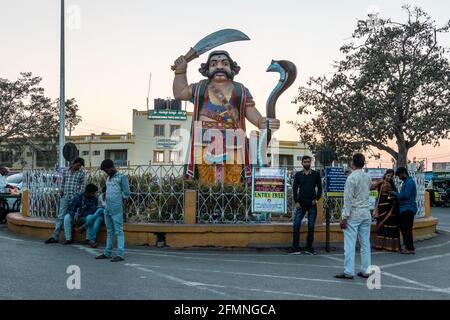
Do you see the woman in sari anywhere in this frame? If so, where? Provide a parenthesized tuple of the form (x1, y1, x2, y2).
(371, 169, 401, 252)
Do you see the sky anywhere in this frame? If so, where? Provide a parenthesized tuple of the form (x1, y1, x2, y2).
(1, 0, 450, 169)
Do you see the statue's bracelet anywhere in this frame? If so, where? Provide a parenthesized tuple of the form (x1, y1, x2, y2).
(174, 69, 187, 75)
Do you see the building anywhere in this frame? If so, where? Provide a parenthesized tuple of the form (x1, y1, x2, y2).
(1, 103, 314, 169)
(67, 133, 135, 168)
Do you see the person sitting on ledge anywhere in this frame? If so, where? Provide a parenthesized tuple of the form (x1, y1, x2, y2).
(60, 184, 100, 245)
(76, 186, 106, 248)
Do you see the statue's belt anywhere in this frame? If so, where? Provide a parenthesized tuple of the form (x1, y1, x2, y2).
(194, 123, 244, 149)
(200, 120, 238, 130)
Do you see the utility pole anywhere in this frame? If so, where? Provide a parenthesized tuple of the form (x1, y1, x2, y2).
(58, 0, 66, 168)
(146, 73, 152, 112)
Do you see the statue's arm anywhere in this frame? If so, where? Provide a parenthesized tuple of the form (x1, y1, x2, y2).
(172, 56, 194, 101)
(245, 98, 281, 130)
(245, 99, 265, 129)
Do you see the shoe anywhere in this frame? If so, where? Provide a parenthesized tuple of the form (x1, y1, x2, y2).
(63, 240, 73, 245)
(44, 238, 58, 244)
(82, 239, 90, 245)
(110, 256, 125, 262)
(357, 272, 370, 279)
(400, 249, 416, 255)
(95, 254, 111, 260)
(89, 241, 98, 248)
(334, 273, 354, 280)
(287, 247, 301, 255)
(304, 247, 317, 255)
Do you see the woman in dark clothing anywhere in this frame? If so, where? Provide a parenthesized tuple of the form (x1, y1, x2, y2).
(371, 169, 401, 252)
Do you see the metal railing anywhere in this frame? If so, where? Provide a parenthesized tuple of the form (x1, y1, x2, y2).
(196, 166, 300, 224)
(25, 165, 186, 223)
(23, 165, 425, 225)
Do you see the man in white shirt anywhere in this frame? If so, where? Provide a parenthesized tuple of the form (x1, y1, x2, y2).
(335, 154, 373, 280)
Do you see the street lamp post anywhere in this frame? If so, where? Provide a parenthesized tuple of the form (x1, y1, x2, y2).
(59, 0, 66, 168)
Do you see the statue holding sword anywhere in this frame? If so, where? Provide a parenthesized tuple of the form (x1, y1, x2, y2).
(172, 29, 280, 184)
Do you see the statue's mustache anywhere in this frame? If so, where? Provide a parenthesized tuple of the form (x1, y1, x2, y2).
(208, 69, 233, 79)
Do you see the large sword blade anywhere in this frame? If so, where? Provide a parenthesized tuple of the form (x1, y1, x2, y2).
(193, 29, 250, 56)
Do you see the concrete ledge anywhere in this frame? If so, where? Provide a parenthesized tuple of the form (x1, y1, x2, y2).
(6, 213, 439, 248)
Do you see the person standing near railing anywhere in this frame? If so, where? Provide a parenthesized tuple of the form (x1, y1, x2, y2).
(45, 158, 85, 244)
(288, 155, 322, 255)
(95, 159, 130, 262)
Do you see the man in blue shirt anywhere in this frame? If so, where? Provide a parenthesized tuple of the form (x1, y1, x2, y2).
(95, 160, 130, 262)
(389, 167, 418, 254)
(62, 184, 99, 245)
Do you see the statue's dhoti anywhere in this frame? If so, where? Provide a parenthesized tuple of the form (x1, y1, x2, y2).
(194, 122, 244, 184)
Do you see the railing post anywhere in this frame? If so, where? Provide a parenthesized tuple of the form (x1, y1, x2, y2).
(184, 190, 197, 224)
(425, 191, 431, 218)
(21, 189, 30, 217)
(325, 206, 330, 253)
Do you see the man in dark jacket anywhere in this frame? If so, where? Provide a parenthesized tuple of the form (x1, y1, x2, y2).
(389, 167, 418, 254)
(288, 156, 323, 255)
(62, 184, 99, 245)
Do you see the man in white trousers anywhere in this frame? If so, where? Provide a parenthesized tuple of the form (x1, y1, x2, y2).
(335, 153, 373, 280)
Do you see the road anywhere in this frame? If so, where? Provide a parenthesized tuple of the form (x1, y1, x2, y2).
(434, 206, 450, 233)
(1, 207, 449, 300)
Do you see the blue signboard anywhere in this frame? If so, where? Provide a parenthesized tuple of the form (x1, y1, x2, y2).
(325, 167, 348, 197)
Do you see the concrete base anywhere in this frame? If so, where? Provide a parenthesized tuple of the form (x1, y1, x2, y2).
(6, 213, 439, 248)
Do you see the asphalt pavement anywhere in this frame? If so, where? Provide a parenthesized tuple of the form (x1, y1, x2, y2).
(1, 207, 450, 300)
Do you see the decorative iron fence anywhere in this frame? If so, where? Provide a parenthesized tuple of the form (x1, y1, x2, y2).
(196, 167, 299, 224)
(22, 165, 426, 225)
(25, 165, 187, 223)
(323, 170, 427, 222)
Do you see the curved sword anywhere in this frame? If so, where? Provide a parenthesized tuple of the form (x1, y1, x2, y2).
(171, 29, 250, 70)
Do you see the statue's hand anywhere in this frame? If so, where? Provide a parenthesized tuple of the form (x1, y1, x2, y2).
(258, 117, 280, 130)
(173, 56, 188, 72)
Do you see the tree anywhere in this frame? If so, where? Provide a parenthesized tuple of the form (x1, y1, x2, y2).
(55, 97, 82, 137)
(290, 6, 450, 167)
(0, 72, 82, 167)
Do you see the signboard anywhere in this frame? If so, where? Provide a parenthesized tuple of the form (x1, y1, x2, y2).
(156, 138, 180, 149)
(433, 162, 450, 173)
(325, 167, 347, 197)
(251, 167, 287, 214)
(367, 168, 386, 180)
(148, 110, 187, 120)
(367, 168, 387, 210)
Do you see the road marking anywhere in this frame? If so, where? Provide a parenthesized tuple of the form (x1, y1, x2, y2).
(322, 255, 344, 263)
(321, 252, 450, 294)
(126, 264, 345, 300)
(381, 271, 447, 293)
(0, 235, 25, 242)
(380, 252, 450, 269)
(117, 249, 342, 269)
(127, 262, 448, 294)
(74, 245, 100, 256)
(206, 284, 346, 300)
(135, 266, 236, 299)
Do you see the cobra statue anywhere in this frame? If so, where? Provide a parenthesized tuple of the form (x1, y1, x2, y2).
(257, 60, 298, 167)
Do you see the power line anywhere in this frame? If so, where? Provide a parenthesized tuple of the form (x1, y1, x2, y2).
(81, 122, 130, 133)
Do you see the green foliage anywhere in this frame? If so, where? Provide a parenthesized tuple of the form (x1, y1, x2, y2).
(290, 6, 450, 166)
(0, 72, 82, 167)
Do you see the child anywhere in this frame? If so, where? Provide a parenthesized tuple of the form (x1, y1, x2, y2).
(95, 160, 130, 262)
